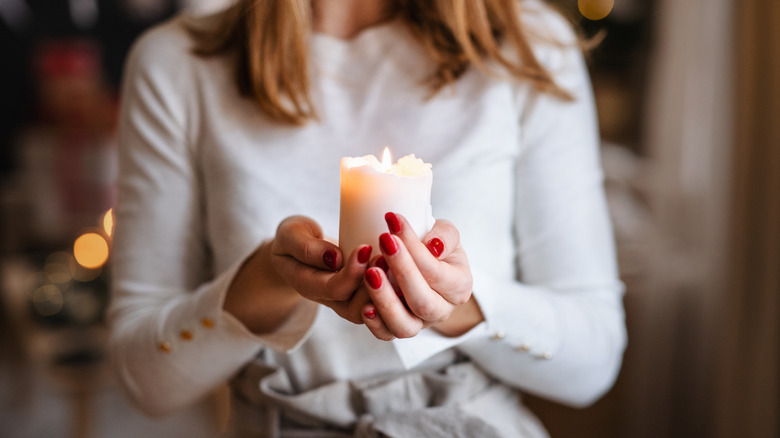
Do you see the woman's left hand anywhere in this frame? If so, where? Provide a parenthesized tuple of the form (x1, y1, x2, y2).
(360, 212, 484, 340)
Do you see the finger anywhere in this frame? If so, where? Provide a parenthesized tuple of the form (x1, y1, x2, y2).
(378, 234, 450, 324)
(386, 214, 470, 304)
(275, 216, 342, 271)
(370, 255, 389, 273)
(324, 245, 373, 301)
(271, 254, 335, 301)
(364, 267, 423, 338)
(274, 244, 372, 302)
(422, 219, 460, 260)
(324, 286, 373, 325)
(385, 213, 455, 280)
(361, 304, 395, 341)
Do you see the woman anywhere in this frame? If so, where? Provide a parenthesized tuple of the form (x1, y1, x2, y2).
(110, 0, 627, 436)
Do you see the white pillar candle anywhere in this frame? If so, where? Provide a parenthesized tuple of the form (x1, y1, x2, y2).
(339, 148, 434, 258)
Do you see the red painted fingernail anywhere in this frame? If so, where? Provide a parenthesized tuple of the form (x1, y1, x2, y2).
(365, 268, 382, 289)
(323, 249, 338, 271)
(357, 245, 372, 264)
(427, 238, 444, 257)
(375, 256, 389, 273)
(385, 212, 402, 234)
(364, 307, 377, 320)
(379, 233, 398, 255)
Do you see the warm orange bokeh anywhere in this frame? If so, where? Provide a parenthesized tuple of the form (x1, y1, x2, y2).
(578, 0, 614, 20)
(73, 232, 109, 269)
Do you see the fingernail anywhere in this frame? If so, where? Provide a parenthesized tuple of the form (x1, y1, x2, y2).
(375, 256, 389, 273)
(357, 245, 372, 264)
(385, 212, 402, 234)
(365, 268, 382, 289)
(323, 249, 338, 271)
(364, 307, 377, 320)
(427, 238, 444, 258)
(379, 233, 398, 255)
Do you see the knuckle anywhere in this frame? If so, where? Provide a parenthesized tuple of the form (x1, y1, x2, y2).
(452, 293, 470, 306)
(325, 281, 352, 301)
(276, 218, 292, 234)
(413, 301, 438, 321)
(449, 226, 460, 244)
(336, 308, 362, 325)
(278, 216, 303, 237)
(394, 326, 418, 339)
(437, 220, 459, 242)
(441, 276, 472, 303)
(424, 269, 443, 288)
(300, 240, 317, 262)
(374, 331, 395, 342)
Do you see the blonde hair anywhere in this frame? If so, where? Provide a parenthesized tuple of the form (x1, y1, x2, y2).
(191, 0, 574, 125)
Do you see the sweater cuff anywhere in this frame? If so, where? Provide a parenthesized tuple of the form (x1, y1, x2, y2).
(391, 322, 486, 369)
(467, 267, 561, 359)
(188, 258, 319, 353)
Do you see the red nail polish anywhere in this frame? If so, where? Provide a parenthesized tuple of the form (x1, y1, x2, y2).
(364, 308, 377, 320)
(375, 256, 389, 273)
(428, 238, 444, 257)
(385, 212, 402, 234)
(357, 245, 372, 264)
(379, 233, 398, 255)
(323, 249, 338, 271)
(365, 268, 382, 289)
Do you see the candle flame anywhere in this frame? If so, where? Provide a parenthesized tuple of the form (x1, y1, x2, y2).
(103, 208, 114, 237)
(381, 147, 392, 172)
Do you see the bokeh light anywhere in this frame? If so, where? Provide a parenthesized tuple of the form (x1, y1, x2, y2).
(578, 0, 614, 21)
(32, 284, 64, 317)
(44, 251, 74, 284)
(73, 232, 109, 269)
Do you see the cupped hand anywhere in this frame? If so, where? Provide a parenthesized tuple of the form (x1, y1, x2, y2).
(360, 213, 483, 340)
(224, 216, 373, 334)
(270, 216, 376, 324)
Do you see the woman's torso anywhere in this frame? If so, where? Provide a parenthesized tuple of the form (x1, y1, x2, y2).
(185, 17, 524, 391)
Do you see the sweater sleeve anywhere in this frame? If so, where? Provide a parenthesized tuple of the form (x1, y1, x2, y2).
(108, 20, 318, 417)
(458, 11, 627, 407)
(393, 7, 626, 407)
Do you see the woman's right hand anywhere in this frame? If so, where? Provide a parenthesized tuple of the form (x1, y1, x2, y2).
(224, 216, 373, 334)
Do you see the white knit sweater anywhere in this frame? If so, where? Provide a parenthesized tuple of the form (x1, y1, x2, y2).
(110, 2, 626, 435)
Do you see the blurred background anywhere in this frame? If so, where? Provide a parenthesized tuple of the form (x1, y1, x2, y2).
(0, 0, 777, 437)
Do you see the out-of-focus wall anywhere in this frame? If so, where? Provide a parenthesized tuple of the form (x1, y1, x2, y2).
(531, 1, 780, 438)
(715, 0, 780, 436)
(0, 2, 230, 437)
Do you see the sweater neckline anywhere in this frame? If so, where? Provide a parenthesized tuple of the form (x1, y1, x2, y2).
(311, 17, 402, 51)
